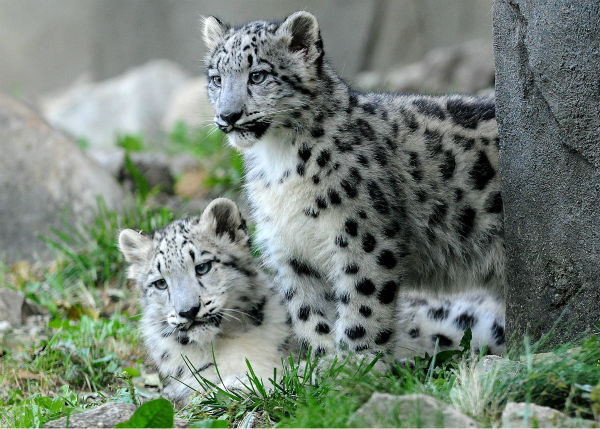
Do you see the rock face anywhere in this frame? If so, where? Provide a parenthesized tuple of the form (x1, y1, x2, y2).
(347, 393, 477, 427)
(355, 39, 494, 95)
(501, 402, 596, 428)
(40, 60, 189, 148)
(493, 1, 600, 347)
(0, 94, 124, 264)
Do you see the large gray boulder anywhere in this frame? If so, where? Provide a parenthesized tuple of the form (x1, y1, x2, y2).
(39, 60, 189, 148)
(493, 1, 600, 347)
(0, 94, 125, 264)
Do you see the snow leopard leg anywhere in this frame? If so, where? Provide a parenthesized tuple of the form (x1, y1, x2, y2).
(275, 261, 336, 356)
(332, 243, 403, 358)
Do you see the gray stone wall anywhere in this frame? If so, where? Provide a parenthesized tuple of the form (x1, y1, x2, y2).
(493, 0, 600, 347)
(0, 0, 492, 99)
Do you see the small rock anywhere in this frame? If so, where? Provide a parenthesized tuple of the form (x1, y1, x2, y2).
(88, 148, 199, 195)
(477, 354, 504, 373)
(355, 39, 494, 95)
(162, 77, 215, 131)
(501, 402, 597, 428)
(117, 152, 175, 195)
(0, 288, 43, 326)
(44, 402, 137, 428)
(347, 392, 477, 427)
(0, 288, 25, 325)
(45, 402, 189, 428)
(527, 349, 581, 367)
(239, 410, 270, 428)
(40, 60, 190, 148)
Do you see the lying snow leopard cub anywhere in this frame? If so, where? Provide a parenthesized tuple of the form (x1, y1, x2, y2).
(202, 12, 504, 357)
(118, 198, 291, 403)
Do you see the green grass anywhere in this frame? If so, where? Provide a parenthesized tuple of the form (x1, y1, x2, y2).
(173, 330, 600, 427)
(0, 196, 177, 427)
(2, 200, 598, 427)
(1, 126, 599, 427)
(175, 336, 599, 428)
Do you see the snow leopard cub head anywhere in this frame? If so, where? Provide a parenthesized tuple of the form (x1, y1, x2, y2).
(119, 198, 256, 344)
(202, 11, 325, 149)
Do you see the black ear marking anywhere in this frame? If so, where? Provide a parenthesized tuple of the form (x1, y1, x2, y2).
(288, 14, 317, 52)
(277, 11, 322, 61)
(213, 203, 238, 241)
(201, 198, 247, 243)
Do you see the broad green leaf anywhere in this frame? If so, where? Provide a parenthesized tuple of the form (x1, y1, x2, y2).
(116, 398, 174, 428)
(122, 367, 141, 377)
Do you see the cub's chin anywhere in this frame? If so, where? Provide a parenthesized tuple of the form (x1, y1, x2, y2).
(226, 131, 259, 150)
(185, 323, 220, 344)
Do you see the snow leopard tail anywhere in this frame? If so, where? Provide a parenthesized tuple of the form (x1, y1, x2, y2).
(394, 291, 505, 359)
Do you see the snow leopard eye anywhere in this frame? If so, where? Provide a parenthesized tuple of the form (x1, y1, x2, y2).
(195, 261, 212, 276)
(249, 71, 267, 85)
(152, 279, 167, 290)
(211, 75, 222, 87)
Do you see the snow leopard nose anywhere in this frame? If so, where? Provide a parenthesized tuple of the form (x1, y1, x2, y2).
(219, 110, 243, 126)
(178, 305, 200, 320)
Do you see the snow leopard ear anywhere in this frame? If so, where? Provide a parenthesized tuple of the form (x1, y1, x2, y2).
(277, 11, 323, 62)
(201, 198, 249, 245)
(119, 229, 153, 269)
(202, 16, 229, 51)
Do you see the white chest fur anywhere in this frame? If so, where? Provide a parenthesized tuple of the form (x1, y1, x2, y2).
(244, 136, 337, 273)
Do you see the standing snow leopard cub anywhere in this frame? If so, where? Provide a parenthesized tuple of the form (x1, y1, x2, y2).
(203, 11, 504, 358)
(119, 198, 505, 401)
(118, 198, 292, 403)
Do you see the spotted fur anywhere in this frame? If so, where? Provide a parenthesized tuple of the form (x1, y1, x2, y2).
(118, 199, 291, 403)
(202, 11, 504, 357)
